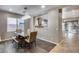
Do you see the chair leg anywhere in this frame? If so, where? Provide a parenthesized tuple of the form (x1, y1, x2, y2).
(29, 43, 31, 48)
(35, 41, 36, 47)
(32, 41, 36, 47)
(28, 41, 36, 48)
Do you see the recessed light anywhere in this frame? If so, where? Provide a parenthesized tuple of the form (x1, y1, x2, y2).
(41, 5, 45, 8)
(9, 8, 13, 11)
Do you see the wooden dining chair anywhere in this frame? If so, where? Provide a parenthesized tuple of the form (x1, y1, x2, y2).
(25, 31, 37, 48)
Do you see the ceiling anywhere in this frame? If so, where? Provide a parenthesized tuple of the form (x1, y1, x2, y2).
(63, 5, 79, 12)
(0, 5, 65, 16)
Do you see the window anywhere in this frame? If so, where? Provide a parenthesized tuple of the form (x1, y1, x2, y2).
(7, 17, 17, 32)
(18, 19, 24, 35)
(18, 19, 24, 31)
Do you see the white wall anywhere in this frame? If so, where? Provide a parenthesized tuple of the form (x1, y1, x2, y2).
(30, 9, 62, 43)
(24, 19, 30, 35)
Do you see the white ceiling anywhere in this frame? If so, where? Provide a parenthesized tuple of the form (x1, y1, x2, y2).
(0, 5, 65, 16)
(63, 5, 79, 12)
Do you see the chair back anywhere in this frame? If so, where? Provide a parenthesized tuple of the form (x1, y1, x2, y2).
(29, 32, 37, 42)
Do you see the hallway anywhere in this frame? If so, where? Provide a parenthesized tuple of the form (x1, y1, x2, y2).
(50, 22, 79, 53)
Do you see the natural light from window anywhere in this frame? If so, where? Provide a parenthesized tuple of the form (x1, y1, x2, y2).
(7, 17, 17, 32)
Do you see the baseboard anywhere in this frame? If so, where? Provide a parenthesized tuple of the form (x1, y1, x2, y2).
(0, 38, 12, 43)
(37, 37, 58, 45)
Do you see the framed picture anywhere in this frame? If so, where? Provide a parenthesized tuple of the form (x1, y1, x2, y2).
(35, 17, 43, 28)
(34, 16, 48, 28)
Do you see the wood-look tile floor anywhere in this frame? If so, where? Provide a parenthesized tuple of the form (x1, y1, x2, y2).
(50, 31, 79, 53)
(0, 39, 56, 53)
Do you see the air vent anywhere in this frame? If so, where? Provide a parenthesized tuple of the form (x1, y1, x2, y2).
(59, 9, 62, 13)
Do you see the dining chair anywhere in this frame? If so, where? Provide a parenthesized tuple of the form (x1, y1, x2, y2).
(25, 31, 37, 48)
